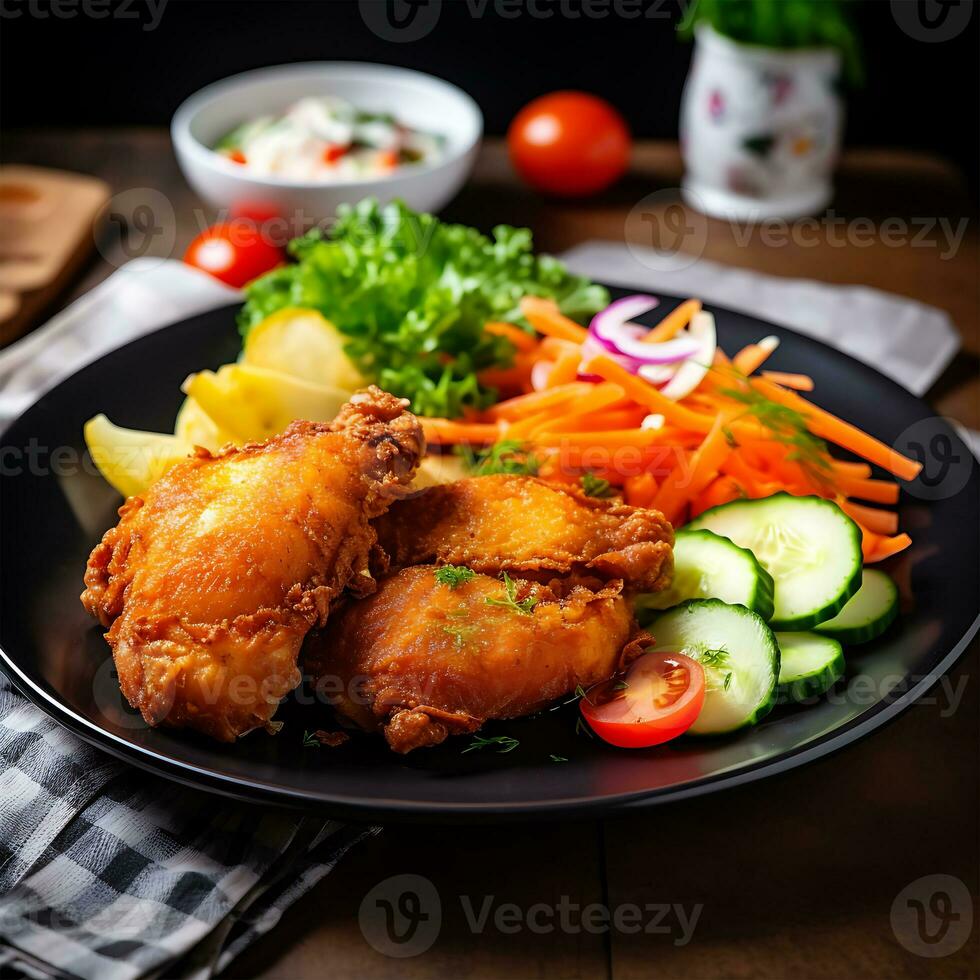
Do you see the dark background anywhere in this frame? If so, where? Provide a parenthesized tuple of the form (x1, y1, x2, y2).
(1, 0, 978, 183)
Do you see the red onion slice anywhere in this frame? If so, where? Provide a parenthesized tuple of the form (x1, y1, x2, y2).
(590, 295, 701, 365)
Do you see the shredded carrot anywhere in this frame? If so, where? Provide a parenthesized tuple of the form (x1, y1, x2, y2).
(761, 370, 814, 392)
(478, 366, 531, 391)
(625, 472, 659, 508)
(829, 459, 874, 479)
(520, 296, 589, 344)
(504, 412, 556, 440)
(749, 378, 922, 481)
(691, 475, 745, 518)
(487, 382, 591, 421)
(534, 408, 646, 436)
(733, 336, 779, 374)
(585, 355, 716, 433)
(422, 419, 501, 444)
(644, 299, 702, 343)
(866, 533, 912, 563)
(840, 499, 899, 535)
(534, 428, 665, 449)
(836, 476, 900, 505)
(539, 337, 581, 359)
(652, 414, 732, 525)
(484, 321, 538, 353)
(545, 349, 583, 388)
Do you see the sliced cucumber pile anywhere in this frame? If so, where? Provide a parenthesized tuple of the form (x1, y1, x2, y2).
(775, 632, 845, 703)
(635, 529, 775, 621)
(686, 493, 862, 630)
(646, 599, 779, 735)
(816, 569, 899, 645)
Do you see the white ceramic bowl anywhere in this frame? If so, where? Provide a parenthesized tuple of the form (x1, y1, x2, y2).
(172, 62, 482, 221)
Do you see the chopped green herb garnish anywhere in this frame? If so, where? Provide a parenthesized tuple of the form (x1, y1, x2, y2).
(613, 679, 630, 691)
(580, 472, 613, 498)
(461, 439, 541, 477)
(462, 735, 520, 754)
(485, 571, 538, 616)
(724, 671, 734, 691)
(574, 684, 591, 703)
(719, 382, 833, 484)
(442, 623, 476, 649)
(575, 716, 594, 739)
(690, 644, 730, 669)
(302, 730, 320, 749)
(433, 564, 476, 589)
(550, 754, 569, 763)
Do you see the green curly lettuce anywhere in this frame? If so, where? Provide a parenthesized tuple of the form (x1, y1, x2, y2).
(238, 199, 607, 418)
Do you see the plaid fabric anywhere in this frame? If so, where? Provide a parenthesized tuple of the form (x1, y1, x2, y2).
(0, 674, 375, 980)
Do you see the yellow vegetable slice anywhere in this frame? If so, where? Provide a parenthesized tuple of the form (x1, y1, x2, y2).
(413, 453, 469, 488)
(174, 396, 237, 452)
(84, 414, 194, 499)
(242, 307, 366, 391)
(182, 363, 351, 443)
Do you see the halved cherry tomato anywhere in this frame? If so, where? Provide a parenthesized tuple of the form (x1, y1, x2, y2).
(580, 651, 705, 748)
(183, 219, 285, 288)
(508, 91, 631, 197)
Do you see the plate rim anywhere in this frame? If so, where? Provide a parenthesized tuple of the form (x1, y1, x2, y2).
(1, 293, 977, 820)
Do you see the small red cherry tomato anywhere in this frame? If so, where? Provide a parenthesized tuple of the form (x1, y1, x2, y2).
(508, 91, 631, 197)
(183, 219, 284, 288)
(580, 651, 705, 748)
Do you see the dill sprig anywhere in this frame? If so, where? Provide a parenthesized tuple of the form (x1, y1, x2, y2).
(485, 571, 538, 616)
(459, 439, 541, 477)
(433, 564, 476, 589)
(462, 734, 520, 754)
(580, 472, 613, 498)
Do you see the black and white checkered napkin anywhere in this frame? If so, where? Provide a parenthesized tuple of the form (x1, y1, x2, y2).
(0, 674, 375, 980)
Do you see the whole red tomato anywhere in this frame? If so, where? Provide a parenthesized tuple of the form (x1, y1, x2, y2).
(508, 91, 631, 197)
(183, 219, 284, 288)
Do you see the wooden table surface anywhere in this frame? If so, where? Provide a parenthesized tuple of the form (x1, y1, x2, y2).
(4, 132, 978, 979)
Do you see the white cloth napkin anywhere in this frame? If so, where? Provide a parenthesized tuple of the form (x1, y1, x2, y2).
(559, 241, 960, 397)
(0, 259, 241, 429)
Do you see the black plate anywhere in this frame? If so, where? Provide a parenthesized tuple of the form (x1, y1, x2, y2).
(1, 294, 977, 820)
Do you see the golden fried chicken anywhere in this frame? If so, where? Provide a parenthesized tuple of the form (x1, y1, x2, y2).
(307, 565, 648, 753)
(373, 474, 674, 592)
(81, 387, 423, 741)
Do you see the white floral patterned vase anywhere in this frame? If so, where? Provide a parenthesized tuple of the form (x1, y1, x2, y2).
(680, 24, 844, 220)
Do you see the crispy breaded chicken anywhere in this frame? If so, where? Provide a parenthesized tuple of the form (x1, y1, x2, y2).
(81, 387, 423, 741)
(307, 565, 648, 753)
(373, 475, 674, 592)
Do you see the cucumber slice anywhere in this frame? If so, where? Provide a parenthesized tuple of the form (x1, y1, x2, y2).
(646, 599, 779, 734)
(775, 632, 845, 703)
(635, 529, 775, 621)
(687, 493, 862, 630)
(815, 569, 899, 645)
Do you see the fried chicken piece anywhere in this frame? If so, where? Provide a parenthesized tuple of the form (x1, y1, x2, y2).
(307, 565, 647, 753)
(81, 387, 424, 741)
(373, 474, 674, 592)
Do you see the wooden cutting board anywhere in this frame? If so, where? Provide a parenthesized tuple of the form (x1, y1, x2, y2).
(0, 165, 110, 346)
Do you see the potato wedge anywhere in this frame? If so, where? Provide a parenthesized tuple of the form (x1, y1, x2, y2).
(242, 307, 366, 391)
(182, 363, 351, 443)
(174, 396, 237, 452)
(85, 414, 194, 499)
